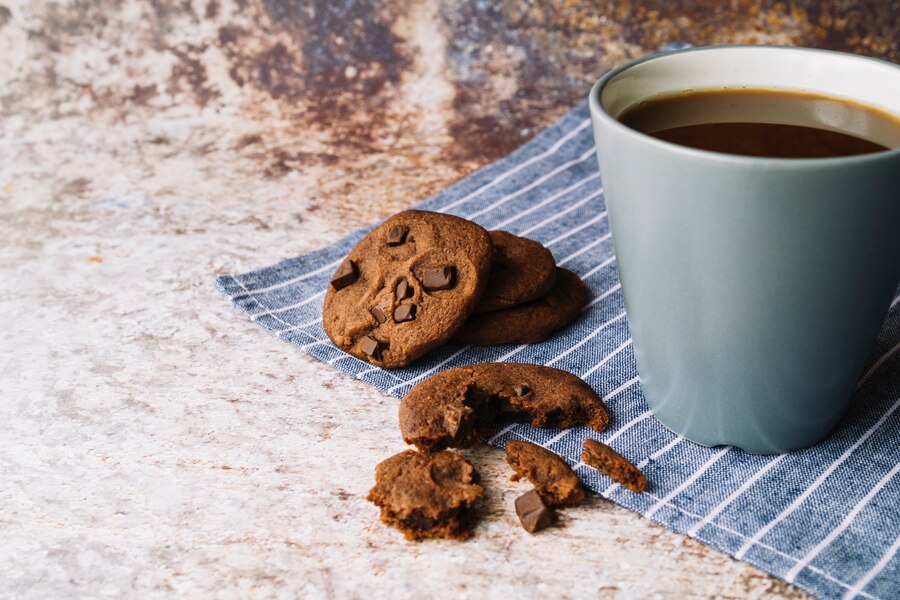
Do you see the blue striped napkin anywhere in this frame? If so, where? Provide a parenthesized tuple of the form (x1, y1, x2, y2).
(216, 101, 900, 600)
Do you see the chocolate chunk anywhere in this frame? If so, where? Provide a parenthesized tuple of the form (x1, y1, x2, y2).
(443, 404, 464, 437)
(513, 384, 531, 397)
(395, 279, 412, 300)
(371, 306, 387, 324)
(330, 259, 358, 290)
(359, 335, 381, 359)
(422, 266, 455, 291)
(394, 303, 417, 323)
(515, 489, 553, 533)
(386, 225, 409, 246)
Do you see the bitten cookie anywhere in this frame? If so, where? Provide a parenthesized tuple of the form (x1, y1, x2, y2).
(454, 268, 588, 345)
(582, 439, 647, 493)
(399, 362, 608, 451)
(367, 450, 483, 541)
(506, 440, 584, 507)
(473, 230, 556, 313)
(323, 210, 493, 368)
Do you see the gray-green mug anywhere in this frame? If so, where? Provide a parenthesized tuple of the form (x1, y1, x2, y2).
(589, 46, 900, 454)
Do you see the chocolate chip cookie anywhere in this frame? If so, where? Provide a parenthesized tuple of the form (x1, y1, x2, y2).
(582, 439, 647, 493)
(367, 449, 483, 541)
(454, 268, 588, 345)
(506, 440, 584, 507)
(323, 210, 493, 368)
(399, 362, 608, 451)
(474, 230, 556, 313)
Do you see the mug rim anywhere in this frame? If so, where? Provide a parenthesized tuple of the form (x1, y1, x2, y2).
(589, 44, 900, 167)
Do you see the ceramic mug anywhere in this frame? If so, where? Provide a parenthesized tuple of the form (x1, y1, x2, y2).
(589, 45, 900, 454)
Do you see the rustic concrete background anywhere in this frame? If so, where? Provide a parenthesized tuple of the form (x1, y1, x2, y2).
(2, 1, 896, 597)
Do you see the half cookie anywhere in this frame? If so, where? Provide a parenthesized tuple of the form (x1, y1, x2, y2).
(399, 362, 608, 451)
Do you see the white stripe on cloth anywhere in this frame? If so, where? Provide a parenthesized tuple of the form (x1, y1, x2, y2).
(558, 232, 612, 266)
(490, 175, 601, 231)
(517, 193, 603, 237)
(229, 257, 344, 300)
(602, 436, 684, 496)
(856, 340, 900, 390)
(581, 338, 632, 379)
(440, 118, 592, 213)
(842, 532, 900, 600)
(735, 395, 900, 559)
(645, 447, 732, 519)
(252, 290, 325, 320)
(546, 211, 609, 247)
(581, 255, 617, 280)
(386, 345, 472, 394)
(604, 375, 640, 401)
(687, 454, 788, 537)
(583, 284, 622, 311)
(462, 147, 597, 221)
(544, 311, 626, 367)
(786, 461, 900, 583)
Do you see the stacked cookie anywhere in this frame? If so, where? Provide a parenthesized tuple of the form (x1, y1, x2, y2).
(367, 362, 648, 540)
(323, 210, 588, 368)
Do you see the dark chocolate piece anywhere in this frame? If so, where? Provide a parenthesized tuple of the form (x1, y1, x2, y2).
(359, 335, 381, 359)
(395, 279, 412, 300)
(515, 489, 553, 533)
(330, 259, 358, 290)
(371, 306, 387, 324)
(513, 384, 531, 397)
(422, 266, 455, 291)
(386, 225, 409, 246)
(394, 303, 417, 323)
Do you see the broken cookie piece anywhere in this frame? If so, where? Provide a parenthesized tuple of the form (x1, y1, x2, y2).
(506, 440, 584, 507)
(367, 450, 483, 541)
(582, 439, 647, 493)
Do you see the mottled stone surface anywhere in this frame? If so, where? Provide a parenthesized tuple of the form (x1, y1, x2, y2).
(2, 0, 896, 596)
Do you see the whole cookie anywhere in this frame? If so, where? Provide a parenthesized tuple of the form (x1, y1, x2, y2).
(454, 268, 587, 345)
(367, 450, 483, 541)
(506, 440, 585, 507)
(323, 210, 493, 368)
(399, 362, 608, 451)
(473, 230, 556, 313)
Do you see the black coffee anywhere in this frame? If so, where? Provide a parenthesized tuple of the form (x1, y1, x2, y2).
(619, 89, 900, 158)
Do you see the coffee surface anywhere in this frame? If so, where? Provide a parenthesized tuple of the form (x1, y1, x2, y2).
(620, 89, 900, 158)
